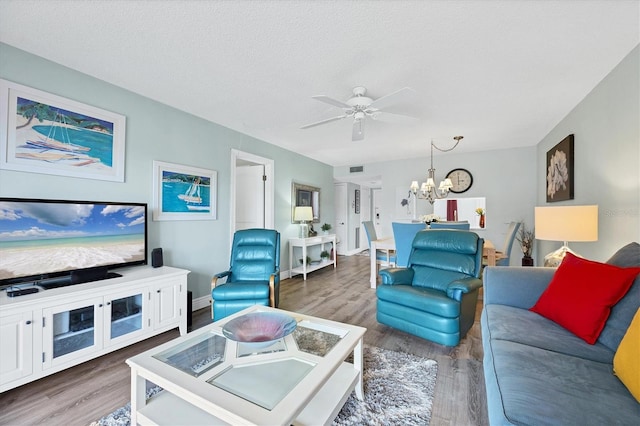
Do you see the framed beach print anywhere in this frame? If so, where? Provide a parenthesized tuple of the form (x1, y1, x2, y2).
(546, 134, 574, 202)
(0, 79, 126, 182)
(152, 160, 217, 221)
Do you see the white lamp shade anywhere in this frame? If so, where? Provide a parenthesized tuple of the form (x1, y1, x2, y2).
(534, 205, 598, 242)
(294, 206, 314, 222)
(410, 181, 419, 192)
(425, 178, 435, 189)
(440, 178, 453, 190)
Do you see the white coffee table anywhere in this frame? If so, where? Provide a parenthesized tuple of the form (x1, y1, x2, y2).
(126, 305, 366, 425)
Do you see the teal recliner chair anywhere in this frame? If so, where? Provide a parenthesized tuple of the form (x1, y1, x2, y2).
(377, 229, 484, 346)
(211, 228, 281, 321)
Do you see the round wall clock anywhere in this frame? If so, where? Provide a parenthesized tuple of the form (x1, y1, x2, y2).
(446, 168, 473, 193)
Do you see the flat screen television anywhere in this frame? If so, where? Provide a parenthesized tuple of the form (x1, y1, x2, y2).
(0, 197, 147, 290)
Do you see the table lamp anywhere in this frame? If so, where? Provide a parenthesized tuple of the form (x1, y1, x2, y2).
(294, 206, 314, 238)
(534, 205, 598, 267)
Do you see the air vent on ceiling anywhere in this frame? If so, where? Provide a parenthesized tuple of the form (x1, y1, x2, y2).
(350, 166, 364, 173)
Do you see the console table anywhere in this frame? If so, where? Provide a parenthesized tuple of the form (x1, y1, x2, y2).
(289, 234, 336, 280)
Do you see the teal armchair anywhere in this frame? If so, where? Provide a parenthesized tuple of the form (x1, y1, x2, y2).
(211, 228, 281, 321)
(377, 229, 484, 346)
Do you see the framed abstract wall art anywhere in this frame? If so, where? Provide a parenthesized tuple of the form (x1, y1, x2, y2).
(152, 160, 217, 221)
(546, 134, 574, 202)
(0, 79, 126, 182)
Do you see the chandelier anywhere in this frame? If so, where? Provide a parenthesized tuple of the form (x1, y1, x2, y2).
(410, 136, 464, 204)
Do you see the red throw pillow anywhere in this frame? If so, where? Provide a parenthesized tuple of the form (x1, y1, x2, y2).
(530, 252, 640, 344)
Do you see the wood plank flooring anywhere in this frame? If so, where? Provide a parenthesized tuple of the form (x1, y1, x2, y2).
(0, 254, 488, 425)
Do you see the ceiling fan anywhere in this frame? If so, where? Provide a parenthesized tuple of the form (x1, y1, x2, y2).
(301, 86, 418, 141)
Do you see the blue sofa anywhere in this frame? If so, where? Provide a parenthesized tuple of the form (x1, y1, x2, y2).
(481, 242, 640, 425)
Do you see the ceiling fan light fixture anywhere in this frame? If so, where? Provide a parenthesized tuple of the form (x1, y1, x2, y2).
(302, 86, 417, 141)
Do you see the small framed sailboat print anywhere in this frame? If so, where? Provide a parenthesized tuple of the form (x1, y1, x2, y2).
(152, 160, 217, 221)
(0, 79, 126, 182)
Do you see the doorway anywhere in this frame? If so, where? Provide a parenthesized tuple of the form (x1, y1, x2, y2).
(230, 150, 274, 243)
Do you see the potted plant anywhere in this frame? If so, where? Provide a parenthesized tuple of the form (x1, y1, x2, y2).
(419, 214, 440, 225)
(321, 223, 332, 234)
(298, 256, 312, 265)
(516, 224, 535, 266)
(320, 250, 330, 262)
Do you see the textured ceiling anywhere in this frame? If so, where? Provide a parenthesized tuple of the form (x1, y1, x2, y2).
(1, 0, 638, 167)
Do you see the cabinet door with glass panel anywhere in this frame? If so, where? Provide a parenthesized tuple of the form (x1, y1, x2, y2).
(103, 287, 150, 346)
(42, 296, 105, 369)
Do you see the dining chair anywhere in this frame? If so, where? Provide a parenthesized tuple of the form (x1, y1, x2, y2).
(362, 220, 396, 266)
(391, 222, 427, 267)
(429, 221, 470, 230)
(494, 221, 521, 266)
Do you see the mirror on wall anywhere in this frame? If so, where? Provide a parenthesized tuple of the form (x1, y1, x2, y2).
(291, 182, 320, 223)
(433, 197, 486, 229)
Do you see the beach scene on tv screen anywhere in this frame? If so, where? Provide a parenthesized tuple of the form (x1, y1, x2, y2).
(0, 201, 145, 280)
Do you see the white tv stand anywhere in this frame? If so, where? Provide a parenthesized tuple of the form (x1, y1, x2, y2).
(0, 265, 190, 393)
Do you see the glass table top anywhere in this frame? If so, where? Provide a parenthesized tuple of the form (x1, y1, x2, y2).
(150, 315, 351, 410)
(152, 332, 226, 377)
(208, 358, 315, 410)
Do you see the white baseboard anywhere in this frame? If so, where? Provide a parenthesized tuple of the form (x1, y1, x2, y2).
(192, 294, 211, 312)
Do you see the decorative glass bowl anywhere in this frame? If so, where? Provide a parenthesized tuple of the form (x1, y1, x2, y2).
(222, 312, 297, 348)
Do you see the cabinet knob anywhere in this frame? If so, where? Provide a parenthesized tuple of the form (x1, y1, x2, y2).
(107, 302, 111, 305)
(25, 320, 32, 325)
(99, 304, 103, 307)
(157, 289, 161, 293)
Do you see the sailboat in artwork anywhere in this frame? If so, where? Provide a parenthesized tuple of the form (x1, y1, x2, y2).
(178, 177, 208, 210)
(26, 111, 91, 153)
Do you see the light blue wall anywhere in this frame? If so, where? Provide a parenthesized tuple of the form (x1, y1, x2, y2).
(536, 45, 640, 262)
(335, 146, 538, 265)
(336, 46, 639, 266)
(0, 43, 335, 300)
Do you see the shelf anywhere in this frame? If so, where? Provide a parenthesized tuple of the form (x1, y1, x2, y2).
(136, 361, 359, 426)
(289, 234, 336, 280)
(138, 391, 223, 425)
(291, 261, 332, 275)
(294, 362, 359, 425)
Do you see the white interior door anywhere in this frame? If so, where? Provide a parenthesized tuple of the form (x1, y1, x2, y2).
(230, 150, 274, 246)
(359, 187, 372, 249)
(235, 164, 265, 231)
(372, 188, 382, 234)
(334, 183, 348, 255)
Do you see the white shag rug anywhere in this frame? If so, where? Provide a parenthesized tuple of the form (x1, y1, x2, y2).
(91, 346, 437, 426)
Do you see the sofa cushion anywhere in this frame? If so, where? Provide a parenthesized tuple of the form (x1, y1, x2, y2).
(613, 308, 640, 402)
(489, 339, 640, 425)
(483, 305, 614, 363)
(599, 242, 640, 351)
(530, 252, 640, 344)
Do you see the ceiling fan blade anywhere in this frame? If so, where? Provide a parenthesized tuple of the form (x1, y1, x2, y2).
(352, 119, 365, 141)
(300, 114, 347, 129)
(368, 87, 416, 111)
(312, 95, 352, 109)
(373, 110, 420, 124)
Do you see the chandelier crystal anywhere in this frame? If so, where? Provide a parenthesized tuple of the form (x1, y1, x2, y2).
(410, 136, 464, 205)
